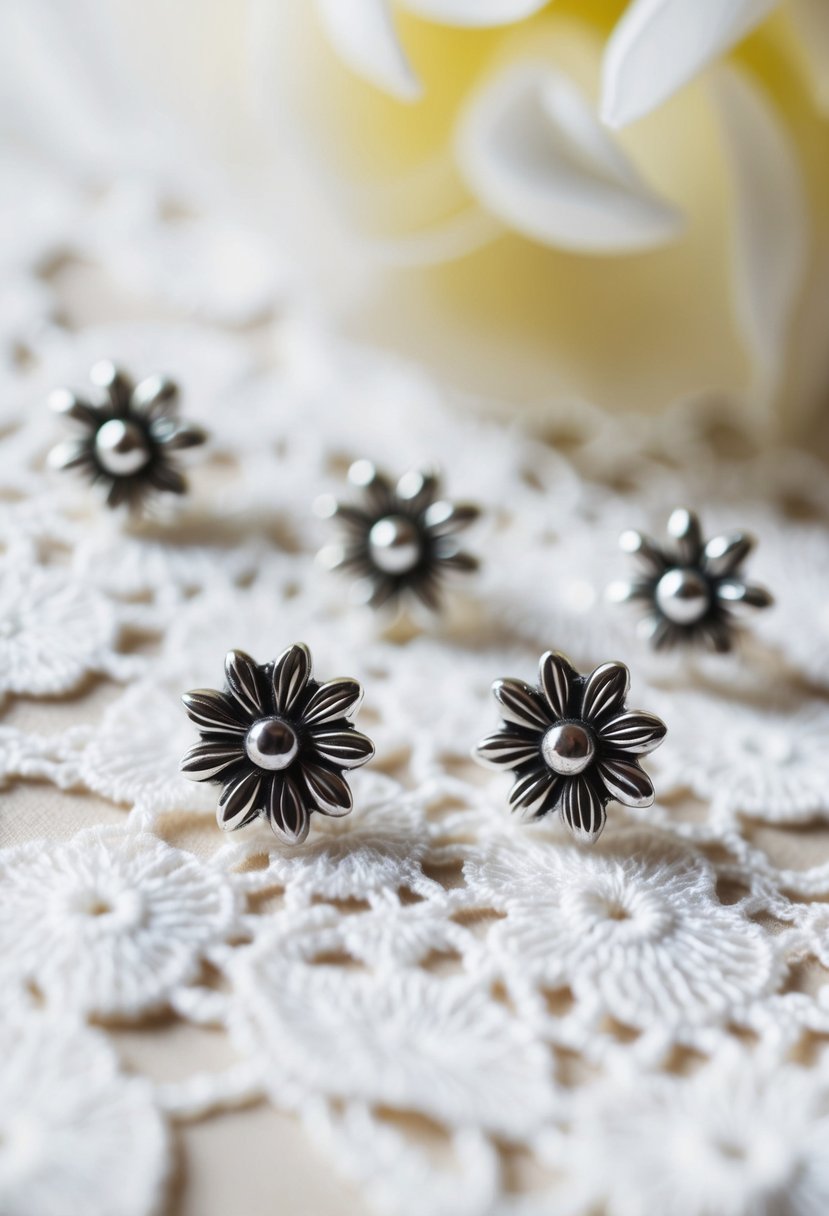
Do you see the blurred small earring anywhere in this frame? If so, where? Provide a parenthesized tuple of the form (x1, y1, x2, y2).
(607, 507, 772, 653)
(47, 360, 208, 514)
(474, 650, 666, 844)
(180, 643, 374, 844)
(314, 460, 480, 614)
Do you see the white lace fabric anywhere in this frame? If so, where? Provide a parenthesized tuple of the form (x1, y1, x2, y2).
(1, 177, 829, 1216)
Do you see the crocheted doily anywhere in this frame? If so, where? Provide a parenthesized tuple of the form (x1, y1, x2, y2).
(2, 161, 829, 1216)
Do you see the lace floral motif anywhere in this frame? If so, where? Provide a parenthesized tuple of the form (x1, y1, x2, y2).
(462, 829, 786, 1030)
(651, 691, 829, 823)
(558, 1050, 829, 1216)
(0, 826, 239, 1018)
(0, 561, 134, 699)
(755, 522, 829, 688)
(0, 1013, 169, 1216)
(230, 953, 558, 1140)
(246, 897, 474, 970)
(232, 780, 443, 909)
(78, 679, 216, 815)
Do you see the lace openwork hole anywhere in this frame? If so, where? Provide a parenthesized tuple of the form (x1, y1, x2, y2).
(0, 615, 19, 638)
(68, 887, 145, 930)
(713, 1137, 747, 1162)
(738, 731, 795, 766)
(564, 882, 675, 943)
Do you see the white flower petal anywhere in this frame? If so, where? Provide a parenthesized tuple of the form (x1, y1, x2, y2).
(401, 0, 550, 27)
(790, 0, 829, 114)
(315, 0, 421, 102)
(364, 206, 502, 267)
(711, 65, 807, 393)
(455, 62, 682, 253)
(601, 0, 779, 128)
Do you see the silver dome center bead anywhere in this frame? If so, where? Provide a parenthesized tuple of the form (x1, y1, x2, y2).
(655, 567, 712, 625)
(245, 718, 299, 771)
(94, 418, 152, 477)
(368, 515, 423, 575)
(542, 722, 595, 776)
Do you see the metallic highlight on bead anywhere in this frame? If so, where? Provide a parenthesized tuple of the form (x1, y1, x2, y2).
(654, 567, 711, 626)
(368, 515, 423, 575)
(245, 718, 299, 771)
(541, 722, 595, 776)
(94, 418, 152, 477)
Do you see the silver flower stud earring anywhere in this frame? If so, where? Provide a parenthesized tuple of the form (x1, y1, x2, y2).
(47, 361, 207, 512)
(315, 460, 480, 611)
(180, 644, 374, 844)
(608, 507, 772, 652)
(475, 651, 666, 843)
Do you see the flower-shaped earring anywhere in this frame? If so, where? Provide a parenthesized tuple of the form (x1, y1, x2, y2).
(608, 507, 772, 652)
(180, 644, 374, 844)
(47, 361, 207, 512)
(315, 460, 479, 611)
(475, 651, 666, 843)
